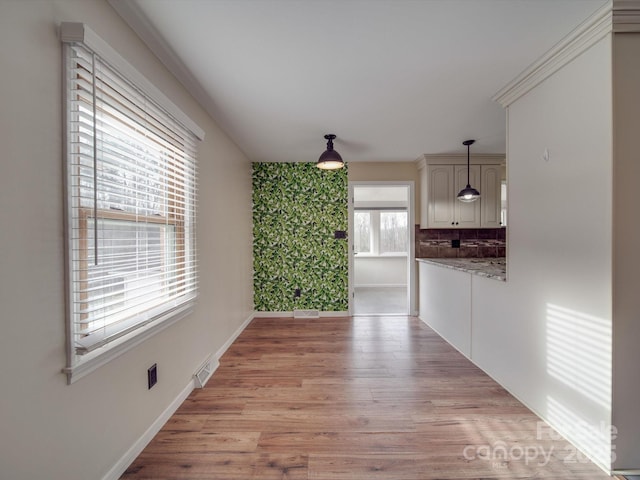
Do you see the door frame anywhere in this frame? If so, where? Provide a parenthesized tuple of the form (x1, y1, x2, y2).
(348, 181, 416, 316)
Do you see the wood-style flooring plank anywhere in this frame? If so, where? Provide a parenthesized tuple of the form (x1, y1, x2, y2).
(120, 317, 611, 479)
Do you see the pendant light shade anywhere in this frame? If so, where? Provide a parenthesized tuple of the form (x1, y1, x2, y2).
(457, 139, 480, 203)
(317, 134, 344, 170)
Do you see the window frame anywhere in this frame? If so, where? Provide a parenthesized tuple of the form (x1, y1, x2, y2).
(76, 207, 181, 349)
(354, 209, 409, 257)
(61, 23, 204, 383)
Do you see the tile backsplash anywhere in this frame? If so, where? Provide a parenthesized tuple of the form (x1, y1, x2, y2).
(416, 226, 506, 258)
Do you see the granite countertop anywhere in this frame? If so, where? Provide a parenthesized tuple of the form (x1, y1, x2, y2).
(416, 257, 506, 281)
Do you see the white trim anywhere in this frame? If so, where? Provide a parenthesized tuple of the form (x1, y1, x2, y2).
(416, 154, 506, 166)
(107, 0, 223, 142)
(102, 379, 195, 480)
(349, 181, 415, 316)
(493, 2, 613, 107)
(254, 311, 294, 318)
(355, 253, 408, 258)
(355, 283, 407, 289)
(418, 314, 610, 474)
(102, 311, 254, 479)
(63, 305, 193, 384)
(213, 312, 255, 360)
(59, 22, 204, 140)
(319, 311, 350, 317)
(613, 0, 640, 31)
(354, 200, 408, 209)
(469, 356, 612, 475)
(253, 311, 350, 318)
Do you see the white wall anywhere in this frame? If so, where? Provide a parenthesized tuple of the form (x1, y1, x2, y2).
(349, 162, 420, 224)
(354, 256, 407, 287)
(612, 32, 640, 470)
(473, 36, 613, 469)
(418, 262, 472, 357)
(0, 1, 253, 479)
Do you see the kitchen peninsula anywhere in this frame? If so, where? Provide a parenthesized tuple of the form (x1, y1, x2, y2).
(416, 257, 506, 281)
(416, 255, 507, 359)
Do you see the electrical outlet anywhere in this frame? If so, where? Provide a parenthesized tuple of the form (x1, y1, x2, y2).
(451, 239, 461, 248)
(147, 363, 157, 389)
(294, 288, 301, 298)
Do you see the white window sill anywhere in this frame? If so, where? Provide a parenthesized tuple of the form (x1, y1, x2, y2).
(354, 253, 408, 258)
(62, 303, 194, 384)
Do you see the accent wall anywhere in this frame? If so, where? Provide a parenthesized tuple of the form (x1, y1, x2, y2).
(253, 162, 349, 312)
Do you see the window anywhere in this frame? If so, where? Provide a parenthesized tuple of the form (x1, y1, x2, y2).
(354, 210, 408, 255)
(501, 180, 507, 227)
(61, 23, 203, 382)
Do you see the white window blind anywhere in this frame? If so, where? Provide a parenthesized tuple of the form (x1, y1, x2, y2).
(61, 23, 200, 378)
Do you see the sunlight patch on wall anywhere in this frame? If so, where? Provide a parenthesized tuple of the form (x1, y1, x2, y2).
(546, 303, 611, 409)
(546, 396, 613, 469)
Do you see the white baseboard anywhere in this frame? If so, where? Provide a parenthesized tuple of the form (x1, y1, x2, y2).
(214, 312, 255, 360)
(254, 311, 349, 318)
(354, 284, 407, 289)
(613, 469, 640, 476)
(102, 379, 195, 480)
(320, 311, 350, 317)
(253, 311, 292, 318)
(103, 312, 255, 480)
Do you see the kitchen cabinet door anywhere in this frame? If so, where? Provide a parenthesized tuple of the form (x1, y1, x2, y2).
(454, 165, 481, 228)
(426, 165, 455, 228)
(480, 165, 502, 228)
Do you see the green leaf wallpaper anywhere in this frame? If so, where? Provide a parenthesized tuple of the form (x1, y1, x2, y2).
(252, 162, 349, 312)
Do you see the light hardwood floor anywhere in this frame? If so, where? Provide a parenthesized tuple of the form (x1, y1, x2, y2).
(121, 316, 612, 479)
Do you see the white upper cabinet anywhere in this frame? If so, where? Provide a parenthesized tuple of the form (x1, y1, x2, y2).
(418, 154, 505, 229)
(480, 165, 502, 228)
(454, 164, 481, 228)
(426, 165, 455, 228)
(424, 164, 480, 228)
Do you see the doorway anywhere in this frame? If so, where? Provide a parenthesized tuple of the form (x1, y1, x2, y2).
(349, 182, 415, 315)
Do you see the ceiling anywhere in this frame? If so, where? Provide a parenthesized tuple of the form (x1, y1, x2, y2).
(110, 0, 606, 163)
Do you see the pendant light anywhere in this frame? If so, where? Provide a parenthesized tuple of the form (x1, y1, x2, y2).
(317, 134, 344, 170)
(457, 139, 480, 203)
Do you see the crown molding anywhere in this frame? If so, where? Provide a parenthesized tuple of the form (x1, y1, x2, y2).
(493, 1, 614, 108)
(494, 0, 640, 107)
(59, 21, 205, 140)
(107, 0, 222, 138)
(613, 0, 640, 31)
(416, 153, 505, 167)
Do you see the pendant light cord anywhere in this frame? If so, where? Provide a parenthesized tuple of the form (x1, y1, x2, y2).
(466, 142, 470, 186)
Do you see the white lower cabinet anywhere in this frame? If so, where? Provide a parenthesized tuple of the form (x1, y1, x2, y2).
(418, 261, 471, 357)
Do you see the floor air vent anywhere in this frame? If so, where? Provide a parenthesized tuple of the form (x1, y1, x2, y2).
(194, 357, 217, 388)
(293, 309, 320, 319)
